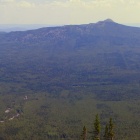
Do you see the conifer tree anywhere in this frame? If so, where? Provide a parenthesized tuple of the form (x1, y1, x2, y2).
(81, 126, 87, 140)
(103, 124, 109, 140)
(93, 114, 101, 140)
(108, 118, 114, 140)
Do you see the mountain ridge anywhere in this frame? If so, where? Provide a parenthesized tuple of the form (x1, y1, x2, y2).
(1, 19, 139, 48)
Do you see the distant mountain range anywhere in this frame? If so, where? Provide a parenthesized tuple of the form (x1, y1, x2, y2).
(1, 19, 140, 48)
(0, 24, 61, 32)
(0, 21, 140, 32)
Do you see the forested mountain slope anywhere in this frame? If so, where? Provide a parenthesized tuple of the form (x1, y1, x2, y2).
(0, 19, 140, 140)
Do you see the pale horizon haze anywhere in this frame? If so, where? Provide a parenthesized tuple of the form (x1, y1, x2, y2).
(0, 0, 140, 25)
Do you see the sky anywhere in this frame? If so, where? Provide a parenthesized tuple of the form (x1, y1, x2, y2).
(0, 0, 140, 25)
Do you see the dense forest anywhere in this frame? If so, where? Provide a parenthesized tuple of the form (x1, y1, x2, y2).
(0, 20, 140, 139)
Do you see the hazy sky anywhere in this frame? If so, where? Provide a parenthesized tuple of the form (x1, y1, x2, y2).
(0, 0, 140, 24)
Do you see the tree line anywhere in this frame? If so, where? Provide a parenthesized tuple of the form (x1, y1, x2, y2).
(81, 114, 114, 140)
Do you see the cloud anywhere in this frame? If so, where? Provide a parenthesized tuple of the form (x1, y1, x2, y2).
(17, 1, 35, 8)
(0, 0, 140, 24)
(0, 0, 139, 8)
(0, 0, 35, 7)
(6, 0, 14, 1)
(0, 0, 15, 4)
(0, 0, 121, 6)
